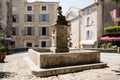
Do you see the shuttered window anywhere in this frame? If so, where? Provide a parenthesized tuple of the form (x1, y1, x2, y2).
(87, 8, 92, 15)
(27, 6, 32, 11)
(12, 15, 18, 22)
(42, 6, 46, 11)
(24, 27, 34, 36)
(39, 14, 49, 22)
(87, 17, 92, 26)
(26, 43, 32, 47)
(39, 27, 49, 36)
(86, 30, 92, 40)
(25, 14, 34, 22)
(12, 27, 19, 36)
(41, 41, 46, 47)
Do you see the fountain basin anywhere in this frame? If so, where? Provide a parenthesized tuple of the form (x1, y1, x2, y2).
(28, 49, 100, 68)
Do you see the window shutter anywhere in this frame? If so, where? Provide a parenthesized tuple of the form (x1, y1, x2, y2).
(89, 17, 92, 25)
(87, 17, 92, 26)
(32, 14, 34, 22)
(24, 14, 27, 22)
(24, 27, 27, 36)
(39, 14, 42, 22)
(39, 27, 42, 36)
(16, 27, 19, 35)
(87, 17, 89, 25)
(46, 27, 49, 36)
(90, 31, 92, 39)
(32, 27, 34, 35)
(46, 14, 49, 22)
(16, 15, 19, 22)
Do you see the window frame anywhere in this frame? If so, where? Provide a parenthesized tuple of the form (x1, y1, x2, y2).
(24, 27, 34, 36)
(12, 27, 17, 36)
(41, 6, 47, 11)
(87, 8, 92, 15)
(42, 14, 47, 22)
(26, 42, 32, 48)
(86, 30, 92, 40)
(39, 14, 49, 22)
(12, 15, 18, 22)
(87, 17, 92, 26)
(27, 14, 32, 22)
(27, 6, 32, 11)
(39, 27, 49, 36)
(41, 41, 46, 47)
(25, 14, 34, 22)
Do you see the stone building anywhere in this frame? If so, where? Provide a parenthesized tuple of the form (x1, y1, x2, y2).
(65, 7, 81, 49)
(12, 0, 58, 48)
(0, 0, 12, 36)
(66, 0, 120, 49)
(80, 2, 101, 48)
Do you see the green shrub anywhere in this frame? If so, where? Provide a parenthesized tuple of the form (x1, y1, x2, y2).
(107, 42, 112, 48)
(104, 26, 120, 32)
(100, 43, 107, 48)
(99, 42, 117, 49)
(111, 45, 117, 49)
(0, 45, 7, 52)
(0, 31, 7, 52)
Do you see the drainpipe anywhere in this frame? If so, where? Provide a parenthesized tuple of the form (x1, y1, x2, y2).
(78, 11, 81, 49)
(101, 0, 104, 35)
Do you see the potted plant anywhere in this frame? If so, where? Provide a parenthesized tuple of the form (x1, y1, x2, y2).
(0, 32, 7, 62)
(0, 44, 7, 62)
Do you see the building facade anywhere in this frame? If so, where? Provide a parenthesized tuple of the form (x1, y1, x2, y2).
(66, 0, 120, 49)
(0, 0, 12, 36)
(12, 0, 58, 48)
(80, 3, 100, 48)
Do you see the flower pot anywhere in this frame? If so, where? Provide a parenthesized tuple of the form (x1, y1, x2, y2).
(0, 52, 6, 62)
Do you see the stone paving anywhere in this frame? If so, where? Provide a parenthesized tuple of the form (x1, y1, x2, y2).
(0, 52, 120, 80)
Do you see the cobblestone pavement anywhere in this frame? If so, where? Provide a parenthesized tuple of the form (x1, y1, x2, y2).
(0, 52, 120, 80)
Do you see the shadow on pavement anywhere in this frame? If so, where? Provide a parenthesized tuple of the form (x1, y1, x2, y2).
(0, 72, 17, 79)
(7, 51, 27, 55)
(0, 61, 8, 63)
(112, 70, 120, 76)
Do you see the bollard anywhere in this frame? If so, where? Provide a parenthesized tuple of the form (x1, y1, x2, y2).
(117, 47, 120, 53)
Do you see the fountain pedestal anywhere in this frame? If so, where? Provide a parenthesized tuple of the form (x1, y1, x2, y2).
(51, 25, 69, 53)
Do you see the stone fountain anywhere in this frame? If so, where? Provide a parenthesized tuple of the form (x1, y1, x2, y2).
(25, 6, 107, 77)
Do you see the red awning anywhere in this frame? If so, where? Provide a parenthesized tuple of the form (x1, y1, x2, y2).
(100, 34, 120, 41)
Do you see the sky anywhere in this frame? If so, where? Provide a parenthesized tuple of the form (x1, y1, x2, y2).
(27, 0, 93, 14)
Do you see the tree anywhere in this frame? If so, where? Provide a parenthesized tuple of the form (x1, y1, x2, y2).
(111, 0, 120, 4)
